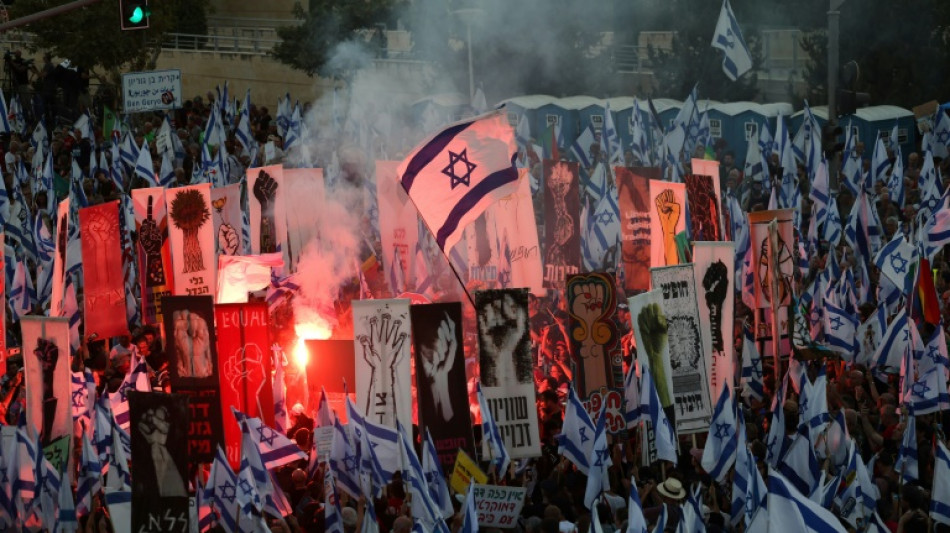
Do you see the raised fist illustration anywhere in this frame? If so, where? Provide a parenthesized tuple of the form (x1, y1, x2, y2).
(139, 196, 166, 286)
(253, 169, 278, 253)
(655, 189, 680, 265)
(637, 303, 671, 407)
(217, 223, 239, 255)
(421, 313, 458, 421)
(138, 406, 186, 497)
(222, 343, 266, 405)
(702, 260, 729, 352)
(571, 282, 606, 360)
(357, 313, 408, 423)
(478, 294, 528, 386)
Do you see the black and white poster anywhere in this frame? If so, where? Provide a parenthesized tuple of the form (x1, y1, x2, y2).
(650, 265, 712, 434)
(129, 391, 190, 533)
(352, 299, 413, 430)
(411, 302, 475, 472)
(163, 295, 223, 463)
(475, 289, 540, 459)
(692, 242, 736, 395)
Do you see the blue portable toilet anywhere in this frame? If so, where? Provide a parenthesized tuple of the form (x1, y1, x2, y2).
(562, 96, 605, 141)
(606, 96, 637, 153)
(652, 98, 682, 132)
(854, 106, 916, 157)
(497, 94, 559, 142)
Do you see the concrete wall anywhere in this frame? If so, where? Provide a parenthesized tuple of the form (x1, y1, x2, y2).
(208, 0, 297, 21)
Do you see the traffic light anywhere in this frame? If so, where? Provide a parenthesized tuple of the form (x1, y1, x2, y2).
(837, 60, 870, 116)
(822, 123, 844, 161)
(120, 0, 150, 30)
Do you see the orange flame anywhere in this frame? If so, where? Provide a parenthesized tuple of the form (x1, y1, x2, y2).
(293, 320, 333, 370)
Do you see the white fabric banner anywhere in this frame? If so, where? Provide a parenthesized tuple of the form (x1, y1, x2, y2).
(351, 299, 413, 431)
(486, 171, 544, 295)
(167, 184, 216, 298)
(216, 253, 284, 304)
(377, 161, 420, 292)
(22, 316, 71, 443)
(692, 241, 736, 394)
(283, 168, 325, 272)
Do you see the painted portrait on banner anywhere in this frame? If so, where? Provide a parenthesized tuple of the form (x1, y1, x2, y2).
(167, 184, 216, 299)
(615, 167, 653, 292)
(542, 160, 580, 288)
(566, 272, 625, 433)
(163, 295, 223, 464)
(651, 264, 712, 433)
(475, 289, 540, 458)
(411, 302, 475, 471)
(352, 299, 413, 430)
(129, 391, 190, 533)
(692, 242, 736, 394)
(648, 180, 687, 269)
(132, 187, 173, 326)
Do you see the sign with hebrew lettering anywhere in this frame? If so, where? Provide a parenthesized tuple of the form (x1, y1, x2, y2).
(167, 184, 216, 299)
(472, 484, 527, 528)
(692, 242, 735, 394)
(133, 187, 173, 325)
(79, 201, 128, 339)
(479, 384, 541, 459)
(129, 391, 190, 533)
(542, 160, 581, 288)
(163, 295, 222, 464)
(122, 69, 183, 113)
(352, 299, 413, 431)
(650, 264, 712, 434)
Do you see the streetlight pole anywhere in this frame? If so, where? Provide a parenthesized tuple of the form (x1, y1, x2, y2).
(454, 8, 482, 101)
(827, 0, 845, 190)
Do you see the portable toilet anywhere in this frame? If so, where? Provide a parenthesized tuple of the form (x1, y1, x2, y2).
(853, 106, 916, 157)
(606, 96, 637, 154)
(708, 101, 794, 166)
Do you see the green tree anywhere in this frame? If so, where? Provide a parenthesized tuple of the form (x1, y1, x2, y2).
(799, 0, 950, 109)
(272, 0, 399, 79)
(10, 0, 209, 88)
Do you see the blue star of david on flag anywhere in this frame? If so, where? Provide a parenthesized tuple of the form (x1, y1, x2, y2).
(442, 148, 477, 189)
(830, 316, 844, 331)
(890, 252, 909, 274)
(593, 445, 610, 468)
(257, 426, 277, 446)
(72, 388, 85, 409)
(912, 381, 931, 396)
(938, 130, 950, 144)
(221, 480, 237, 504)
(927, 345, 942, 364)
(714, 422, 733, 440)
(579, 427, 590, 444)
(595, 211, 614, 225)
(343, 452, 358, 474)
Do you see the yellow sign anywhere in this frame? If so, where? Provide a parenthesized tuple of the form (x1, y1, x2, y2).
(449, 449, 488, 494)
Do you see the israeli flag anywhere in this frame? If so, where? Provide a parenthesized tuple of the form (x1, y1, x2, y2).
(558, 384, 595, 474)
(711, 0, 753, 81)
(701, 383, 738, 482)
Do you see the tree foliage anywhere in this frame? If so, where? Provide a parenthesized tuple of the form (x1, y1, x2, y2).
(10, 0, 209, 82)
(273, 0, 399, 78)
(798, 0, 950, 109)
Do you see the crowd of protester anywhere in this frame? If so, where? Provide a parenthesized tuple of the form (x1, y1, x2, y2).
(1, 53, 950, 531)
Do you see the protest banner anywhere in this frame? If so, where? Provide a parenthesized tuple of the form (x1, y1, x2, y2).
(50, 200, 69, 317)
(411, 302, 475, 472)
(214, 302, 274, 466)
(649, 180, 687, 268)
(748, 209, 795, 309)
(566, 272, 625, 433)
(167, 184, 216, 299)
(615, 167, 654, 292)
(129, 391, 190, 533)
(163, 295, 223, 464)
(692, 241, 736, 393)
(488, 172, 544, 294)
(377, 161, 419, 292)
(283, 168, 326, 271)
(651, 264, 712, 433)
(690, 158, 725, 237)
(21, 317, 71, 453)
(450, 450, 488, 495)
(542, 160, 581, 288)
(132, 187, 173, 325)
(247, 165, 289, 267)
(472, 484, 528, 528)
(79, 201, 128, 338)
(684, 173, 723, 242)
(352, 299, 413, 430)
(210, 184, 243, 258)
(122, 69, 183, 113)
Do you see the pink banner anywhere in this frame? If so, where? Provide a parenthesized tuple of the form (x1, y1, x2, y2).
(79, 201, 128, 339)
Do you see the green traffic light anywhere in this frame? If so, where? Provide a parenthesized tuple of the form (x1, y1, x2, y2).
(128, 6, 144, 23)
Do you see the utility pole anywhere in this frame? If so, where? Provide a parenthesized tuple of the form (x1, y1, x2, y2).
(826, 0, 846, 189)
